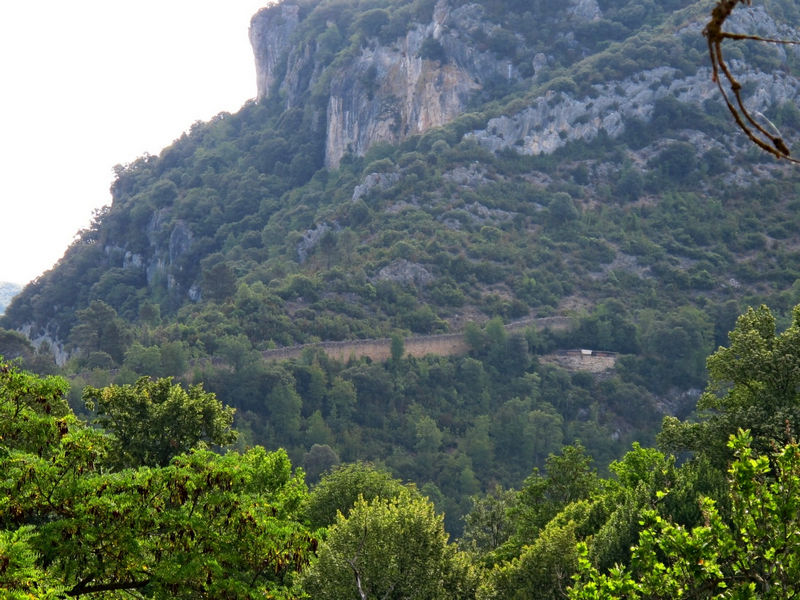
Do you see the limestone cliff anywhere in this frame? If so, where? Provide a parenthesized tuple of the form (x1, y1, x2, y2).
(468, 7, 800, 157)
(250, 0, 800, 168)
(249, 0, 524, 168)
(468, 64, 800, 157)
(249, 3, 301, 102)
(7, 0, 800, 357)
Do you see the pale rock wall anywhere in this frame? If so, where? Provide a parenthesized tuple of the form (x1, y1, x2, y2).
(19, 324, 69, 366)
(250, 0, 800, 167)
(469, 6, 800, 156)
(324, 21, 482, 168)
(250, 3, 301, 101)
(249, 0, 513, 169)
(468, 65, 800, 156)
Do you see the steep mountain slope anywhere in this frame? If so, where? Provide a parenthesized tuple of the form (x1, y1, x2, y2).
(5, 0, 800, 527)
(7, 0, 800, 352)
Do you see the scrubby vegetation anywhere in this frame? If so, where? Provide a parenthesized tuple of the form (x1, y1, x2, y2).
(5, 303, 800, 597)
(4, 0, 800, 594)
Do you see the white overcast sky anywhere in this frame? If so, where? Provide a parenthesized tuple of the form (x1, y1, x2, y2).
(0, 1, 272, 285)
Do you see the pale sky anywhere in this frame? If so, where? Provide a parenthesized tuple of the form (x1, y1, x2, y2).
(0, 1, 272, 285)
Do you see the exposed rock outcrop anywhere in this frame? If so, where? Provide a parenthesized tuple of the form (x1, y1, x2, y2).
(250, 3, 301, 101)
(249, 0, 515, 168)
(250, 0, 800, 167)
(19, 324, 69, 366)
(374, 259, 434, 287)
(324, 42, 480, 168)
(352, 171, 401, 202)
(468, 65, 800, 156)
(297, 222, 339, 263)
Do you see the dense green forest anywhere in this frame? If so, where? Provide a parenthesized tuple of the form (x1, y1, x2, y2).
(4, 0, 800, 595)
(5, 302, 800, 597)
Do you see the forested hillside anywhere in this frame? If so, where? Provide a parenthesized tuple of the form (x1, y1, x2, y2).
(5, 304, 800, 597)
(4, 0, 800, 587)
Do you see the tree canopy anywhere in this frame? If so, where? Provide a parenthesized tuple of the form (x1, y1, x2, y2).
(83, 376, 237, 469)
(0, 358, 315, 599)
(570, 431, 800, 599)
(660, 304, 800, 464)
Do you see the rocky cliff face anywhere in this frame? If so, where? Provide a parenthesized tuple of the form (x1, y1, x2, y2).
(249, 3, 301, 102)
(468, 64, 800, 156)
(469, 8, 800, 157)
(251, 0, 800, 168)
(323, 31, 481, 168)
(250, 0, 530, 168)
(7, 0, 800, 356)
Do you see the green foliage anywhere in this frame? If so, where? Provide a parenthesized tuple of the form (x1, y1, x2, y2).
(479, 515, 583, 600)
(7, 3, 800, 591)
(355, 8, 390, 38)
(0, 329, 35, 363)
(83, 376, 237, 468)
(0, 358, 316, 599)
(300, 493, 478, 599)
(570, 431, 800, 599)
(0, 527, 64, 599)
(69, 300, 132, 365)
(461, 485, 517, 556)
(660, 304, 800, 465)
(508, 444, 600, 549)
(305, 462, 415, 529)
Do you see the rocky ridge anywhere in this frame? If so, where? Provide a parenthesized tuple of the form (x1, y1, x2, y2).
(250, 0, 800, 166)
(250, 0, 552, 168)
(6, 0, 800, 358)
(468, 64, 800, 156)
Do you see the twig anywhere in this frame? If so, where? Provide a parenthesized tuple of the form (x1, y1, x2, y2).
(703, 0, 800, 163)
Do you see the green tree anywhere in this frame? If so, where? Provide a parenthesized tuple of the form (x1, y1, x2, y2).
(306, 409, 335, 447)
(390, 332, 405, 363)
(202, 260, 237, 303)
(570, 430, 800, 599)
(83, 376, 237, 468)
(480, 507, 590, 600)
(300, 493, 478, 600)
(123, 341, 162, 375)
(303, 443, 340, 484)
(69, 300, 132, 364)
(461, 485, 517, 556)
(509, 444, 600, 548)
(660, 304, 800, 465)
(1, 359, 316, 599)
(267, 380, 303, 441)
(305, 462, 414, 529)
(548, 192, 580, 227)
(415, 414, 444, 455)
(327, 375, 357, 423)
(0, 329, 35, 362)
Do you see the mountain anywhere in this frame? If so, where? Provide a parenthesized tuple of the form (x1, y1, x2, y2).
(0, 282, 21, 315)
(4, 0, 800, 528)
(7, 0, 800, 352)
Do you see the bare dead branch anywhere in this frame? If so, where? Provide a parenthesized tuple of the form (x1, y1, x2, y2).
(703, 0, 800, 163)
(346, 519, 369, 600)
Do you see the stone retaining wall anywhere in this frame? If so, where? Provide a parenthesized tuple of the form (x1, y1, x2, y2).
(261, 317, 572, 363)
